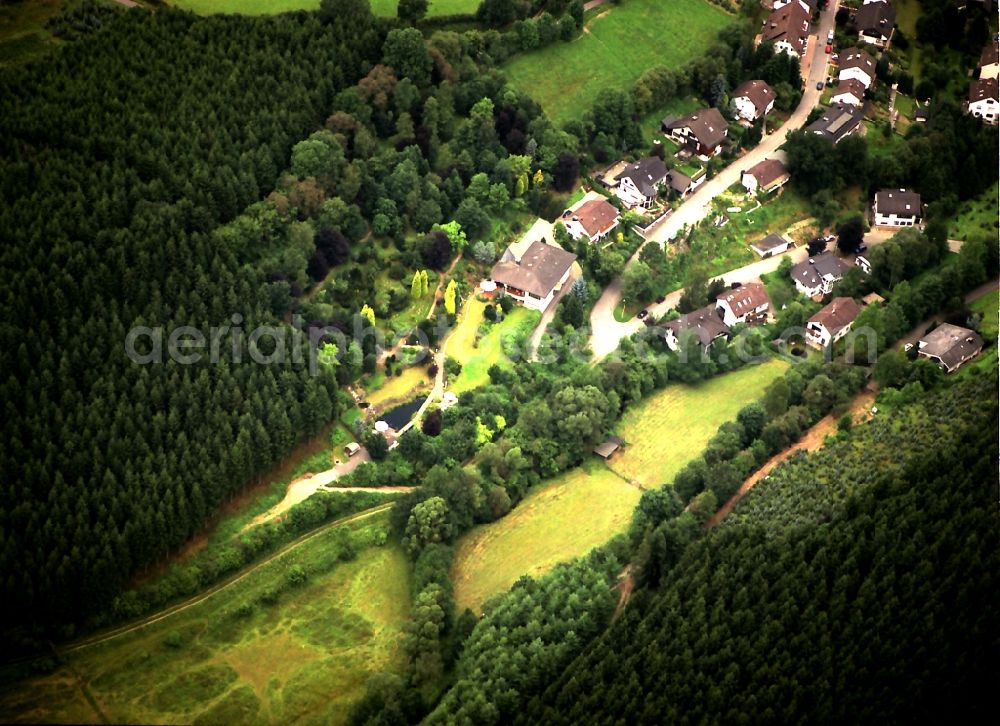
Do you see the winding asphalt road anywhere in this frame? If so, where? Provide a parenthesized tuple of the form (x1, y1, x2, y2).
(590, 1, 841, 359)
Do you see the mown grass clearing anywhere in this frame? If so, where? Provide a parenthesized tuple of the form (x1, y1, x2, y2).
(0, 520, 409, 725)
(503, 0, 731, 126)
(451, 462, 640, 612)
(449, 297, 540, 393)
(608, 360, 789, 488)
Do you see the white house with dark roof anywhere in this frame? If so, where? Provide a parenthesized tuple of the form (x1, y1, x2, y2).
(806, 297, 863, 348)
(791, 252, 852, 297)
(831, 78, 867, 107)
(715, 283, 772, 326)
(488, 239, 577, 312)
(918, 323, 984, 372)
(838, 47, 877, 88)
(853, 0, 896, 48)
(613, 156, 668, 209)
(761, 2, 811, 57)
(967, 77, 999, 125)
(731, 80, 776, 123)
(873, 189, 922, 227)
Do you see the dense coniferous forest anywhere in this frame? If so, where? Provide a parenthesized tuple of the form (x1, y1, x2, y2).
(518, 372, 999, 724)
(0, 3, 386, 638)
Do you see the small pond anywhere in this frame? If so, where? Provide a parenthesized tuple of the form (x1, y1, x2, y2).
(380, 397, 423, 430)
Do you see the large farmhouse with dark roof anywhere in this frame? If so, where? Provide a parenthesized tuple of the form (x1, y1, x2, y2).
(489, 239, 577, 312)
(917, 323, 984, 372)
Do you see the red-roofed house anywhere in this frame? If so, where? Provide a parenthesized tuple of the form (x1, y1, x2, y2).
(562, 198, 621, 243)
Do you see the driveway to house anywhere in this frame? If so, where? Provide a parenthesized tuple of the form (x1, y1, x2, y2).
(589, 1, 840, 359)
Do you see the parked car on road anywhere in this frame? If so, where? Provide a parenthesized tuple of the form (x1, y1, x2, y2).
(825, 44, 832, 54)
(655, 295, 666, 304)
(816, 81, 824, 90)
(636, 309, 648, 320)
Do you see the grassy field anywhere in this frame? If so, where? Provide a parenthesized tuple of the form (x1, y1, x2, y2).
(451, 462, 640, 612)
(503, 0, 731, 126)
(169, 0, 476, 15)
(449, 297, 540, 393)
(608, 359, 789, 487)
(950, 183, 999, 242)
(0, 519, 409, 724)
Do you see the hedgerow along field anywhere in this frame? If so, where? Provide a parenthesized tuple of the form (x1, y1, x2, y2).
(451, 462, 640, 611)
(503, 0, 732, 126)
(0, 517, 409, 724)
(609, 359, 789, 487)
(168, 0, 478, 15)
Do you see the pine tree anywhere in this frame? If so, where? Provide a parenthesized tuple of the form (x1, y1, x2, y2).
(411, 270, 423, 299)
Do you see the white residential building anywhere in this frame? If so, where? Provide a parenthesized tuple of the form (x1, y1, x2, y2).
(791, 253, 852, 297)
(806, 297, 863, 348)
(715, 283, 772, 326)
(873, 189, 923, 227)
(967, 78, 999, 125)
(838, 47, 877, 89)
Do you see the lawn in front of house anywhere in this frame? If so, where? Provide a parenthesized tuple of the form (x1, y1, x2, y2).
(503, 0, 731, 127)
(449, 297, 540, 393)
(451, 462, 640, 612)
(608, 359, 789, 488)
